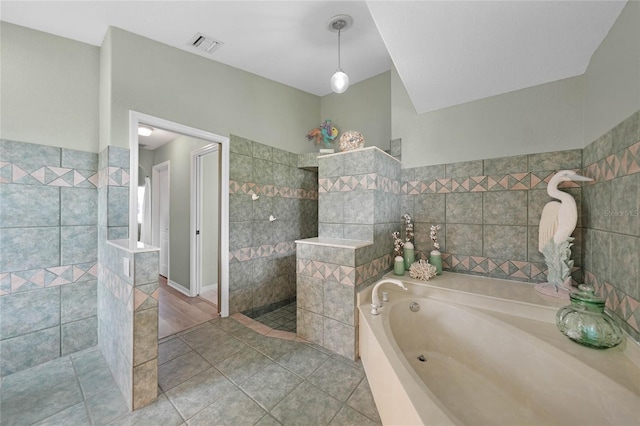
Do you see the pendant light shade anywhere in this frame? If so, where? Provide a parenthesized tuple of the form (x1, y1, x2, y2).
(328, 15, 352, 94)
(331, 71, 349, 93)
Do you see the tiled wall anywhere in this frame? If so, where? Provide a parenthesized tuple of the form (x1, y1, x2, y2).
(296, 147, 401, 360)
(401, 149, 584, 284)
(0, 140, 99, 376)
(582, 110, 640, 343)
(228, 135, 318, 316)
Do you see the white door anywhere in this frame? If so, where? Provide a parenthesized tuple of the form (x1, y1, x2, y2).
(191, 145, 219, 300)
(153, 161, 170, 277)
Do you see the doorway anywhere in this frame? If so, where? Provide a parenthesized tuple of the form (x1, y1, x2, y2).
(129, 111, 230, 324)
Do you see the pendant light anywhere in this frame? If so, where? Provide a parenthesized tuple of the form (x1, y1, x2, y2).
(328, 15, 352, 94)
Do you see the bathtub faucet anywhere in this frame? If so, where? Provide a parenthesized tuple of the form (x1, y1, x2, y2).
(371, 279, 408, 315)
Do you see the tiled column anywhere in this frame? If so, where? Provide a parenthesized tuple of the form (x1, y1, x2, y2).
(296, 239, 363, 360)
(296, 146, 401, 360)
(97, 146, 159, 410)
(99, 240, 159, 410)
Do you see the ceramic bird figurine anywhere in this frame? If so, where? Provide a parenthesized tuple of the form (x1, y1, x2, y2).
(536, 170, 592, 298)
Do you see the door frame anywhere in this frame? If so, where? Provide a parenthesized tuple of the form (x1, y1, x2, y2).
(151, 161, 170, 279)
(129, 111, 230, 317)
(190, 144, 220, 301)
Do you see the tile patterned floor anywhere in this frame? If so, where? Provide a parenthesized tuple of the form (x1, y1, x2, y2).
(251, 302, 297, 333)
(0, 317, 381, 426)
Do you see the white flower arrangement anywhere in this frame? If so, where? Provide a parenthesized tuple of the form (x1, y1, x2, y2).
(430, 224, 441, 251)
(392, 231, 404, 257)
(403, 213, 414, 244)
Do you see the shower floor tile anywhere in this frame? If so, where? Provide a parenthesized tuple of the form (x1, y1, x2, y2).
(253, 301, 297, 332)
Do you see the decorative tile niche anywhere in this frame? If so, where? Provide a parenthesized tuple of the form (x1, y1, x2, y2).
(0, 140, 99, 376)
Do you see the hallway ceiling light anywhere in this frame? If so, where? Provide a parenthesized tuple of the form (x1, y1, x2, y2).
(138, 125, 154, 137)
(188, 32, 223, 54)
(328, 15, 352, 94)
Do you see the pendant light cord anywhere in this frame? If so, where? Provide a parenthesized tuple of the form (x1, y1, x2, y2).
(337, 28, 342, 71)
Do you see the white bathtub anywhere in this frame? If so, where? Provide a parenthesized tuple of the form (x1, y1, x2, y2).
(358, 273, 640, 426)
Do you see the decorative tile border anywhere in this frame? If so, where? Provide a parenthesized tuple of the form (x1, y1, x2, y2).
(0, 162, 99, 188)
(434, 252, 549, 281)
(230, 241, 296, 262)
(133, 286, 159, 312)
(318, 173, 401, 194)
(229, 180, 317, 200)
(99, 263, 133, 310)
(402, 170, 581, 195)
(355, 254, 394, 286)
(583, 140, 640, 182)
(0, 262, 98, 295)
(585, 271, 640, 334)
(98, 167, 130, 187)
(297, 258, 356, 286)
(297, 253, 394, 287)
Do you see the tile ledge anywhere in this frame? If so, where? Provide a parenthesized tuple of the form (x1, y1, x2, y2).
(107, 239, 160, 253)
(295, 237, 373, 249)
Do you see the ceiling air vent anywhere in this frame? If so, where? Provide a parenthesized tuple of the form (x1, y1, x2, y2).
(189, 32, 223, 53)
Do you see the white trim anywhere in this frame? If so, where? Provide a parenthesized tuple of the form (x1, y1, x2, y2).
(152, 161, 170, 278)
(129, 111, 230, 317)
(168, 279, 191, 297)
(201, 282, 218, 292)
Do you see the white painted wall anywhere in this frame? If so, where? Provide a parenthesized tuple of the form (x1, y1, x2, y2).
(0, 22, 100, 151)
(392, 66, 584, 169)
(103, 27, 319, 153)
(583, 0, 640, 145)
(320, 71, 392, 152)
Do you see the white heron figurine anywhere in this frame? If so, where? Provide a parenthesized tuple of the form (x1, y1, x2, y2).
(536, 170, 593, 298)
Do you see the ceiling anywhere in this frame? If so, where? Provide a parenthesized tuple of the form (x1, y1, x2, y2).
(1, 1, 627, 114)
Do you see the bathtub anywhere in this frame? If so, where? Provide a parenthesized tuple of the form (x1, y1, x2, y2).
(358, 273, 640, 426)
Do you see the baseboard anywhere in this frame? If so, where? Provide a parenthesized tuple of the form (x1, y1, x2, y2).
(168, 280, 191, 297)
(201, 283, 218, 294)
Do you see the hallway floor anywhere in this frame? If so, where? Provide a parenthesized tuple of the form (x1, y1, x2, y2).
(0, 317, 381, 425)
(158, 276, 219, 339)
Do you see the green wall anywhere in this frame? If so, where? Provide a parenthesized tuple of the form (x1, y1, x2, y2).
(583, 0, 640, 145)
(391, 0, 640, 169)
(0, 22, 100, 152)
(320, 71, 391, 152)
(103, 27, 320, 153)
(392, 67, 584, 169)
